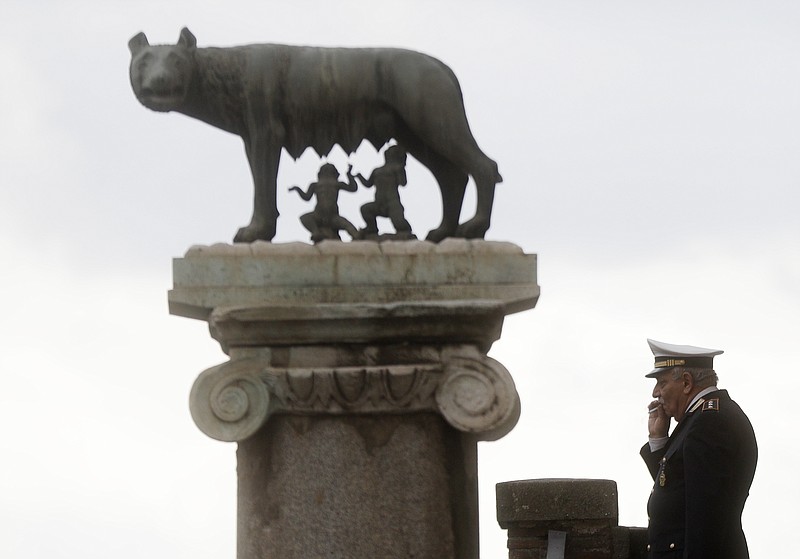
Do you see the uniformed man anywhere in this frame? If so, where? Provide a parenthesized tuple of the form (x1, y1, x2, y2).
(641, 339, 758, 558)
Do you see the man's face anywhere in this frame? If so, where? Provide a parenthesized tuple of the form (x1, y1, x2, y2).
(651, 369, 688, 420)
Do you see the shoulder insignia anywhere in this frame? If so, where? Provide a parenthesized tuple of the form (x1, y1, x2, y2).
(701, 398, 720, 412)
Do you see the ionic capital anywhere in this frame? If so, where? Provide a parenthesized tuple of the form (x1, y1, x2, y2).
(189, 354, 519, 442)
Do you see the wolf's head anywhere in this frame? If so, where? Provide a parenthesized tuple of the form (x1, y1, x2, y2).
(129, 27, 197, 112)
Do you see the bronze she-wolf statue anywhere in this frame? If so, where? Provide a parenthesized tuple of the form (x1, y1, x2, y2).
(129, 28, 501, 242)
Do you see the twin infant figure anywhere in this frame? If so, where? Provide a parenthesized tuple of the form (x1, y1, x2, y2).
(289, 146, 412, 242)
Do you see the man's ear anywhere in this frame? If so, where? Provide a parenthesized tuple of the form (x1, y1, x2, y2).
(681, 371, 694, 393)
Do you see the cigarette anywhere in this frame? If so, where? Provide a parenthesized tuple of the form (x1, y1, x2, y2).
(648, 407, 659, 414)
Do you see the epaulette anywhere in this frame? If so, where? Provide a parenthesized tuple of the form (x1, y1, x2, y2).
(701, 398, 720, 412)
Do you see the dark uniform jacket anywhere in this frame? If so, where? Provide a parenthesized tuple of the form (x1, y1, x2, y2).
(640, 389, 757, 558)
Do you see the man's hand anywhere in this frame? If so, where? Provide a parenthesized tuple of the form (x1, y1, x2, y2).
(648, 400, 670, 438)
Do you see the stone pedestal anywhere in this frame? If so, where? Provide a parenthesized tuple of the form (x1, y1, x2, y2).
(170, 239, 539, 559)
(496, 479, 647, 559)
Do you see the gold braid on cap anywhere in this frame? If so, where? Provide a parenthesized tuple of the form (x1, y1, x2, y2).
(654, 358, 686, 368)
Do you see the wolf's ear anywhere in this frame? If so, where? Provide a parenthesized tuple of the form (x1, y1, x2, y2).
(128, 32, 149, 55)
(178, 27, 197, 49)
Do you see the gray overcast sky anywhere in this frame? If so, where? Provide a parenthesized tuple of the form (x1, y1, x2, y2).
(2, 1, 798, 557)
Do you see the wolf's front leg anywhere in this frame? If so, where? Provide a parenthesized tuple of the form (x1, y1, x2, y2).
(234, 137, 281, 242)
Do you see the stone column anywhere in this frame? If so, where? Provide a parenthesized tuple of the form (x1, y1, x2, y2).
(170, 239, 539, 559)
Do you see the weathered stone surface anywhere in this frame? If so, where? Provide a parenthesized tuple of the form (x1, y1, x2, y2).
(623, 527, 648, 559)
(208, 300, 505, 351)
(497, 479, 618, 525)
(237, 413, 476, 559)
(189, 345, 520, 443)
(169, 239, 539, 320)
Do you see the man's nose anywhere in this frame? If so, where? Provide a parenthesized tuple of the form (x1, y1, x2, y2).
(652, 386, 659, 398)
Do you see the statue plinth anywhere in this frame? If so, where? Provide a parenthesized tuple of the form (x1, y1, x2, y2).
(170, 239, 539, 559)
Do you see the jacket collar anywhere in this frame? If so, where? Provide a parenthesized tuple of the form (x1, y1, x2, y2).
(685, 386, 722, 415)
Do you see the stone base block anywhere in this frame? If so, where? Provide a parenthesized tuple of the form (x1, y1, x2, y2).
(496, 479, 647, 559)
(169, 239, 539, 324)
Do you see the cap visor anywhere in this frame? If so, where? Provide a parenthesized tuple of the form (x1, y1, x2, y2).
(645, 367, 671, 378)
